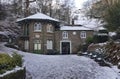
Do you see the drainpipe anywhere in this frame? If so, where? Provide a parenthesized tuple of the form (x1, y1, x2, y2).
(42, 22, 46, 54)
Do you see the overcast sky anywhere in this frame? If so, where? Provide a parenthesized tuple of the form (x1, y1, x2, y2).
(75, 0, 88, 9)
(1, 0, 88, 9)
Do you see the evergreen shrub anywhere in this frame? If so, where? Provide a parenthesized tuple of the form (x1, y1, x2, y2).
(0, 52, 23, 74)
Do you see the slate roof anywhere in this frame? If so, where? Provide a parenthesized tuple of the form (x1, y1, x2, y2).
(17, 13, 59, 22)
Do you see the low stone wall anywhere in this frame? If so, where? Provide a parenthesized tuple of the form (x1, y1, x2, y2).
(87, 43, 107, 52)
(88, 42, 120, 65)
(0, 67, 26, 79)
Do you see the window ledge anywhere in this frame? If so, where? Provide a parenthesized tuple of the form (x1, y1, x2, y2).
(47, 31, 54, 33)
(81, 37, 86, 39)
(62, 38, 68, 39)
(34, 30, 41, 32)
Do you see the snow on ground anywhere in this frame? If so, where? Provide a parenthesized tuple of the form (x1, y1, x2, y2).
(0, 42, 120, 79)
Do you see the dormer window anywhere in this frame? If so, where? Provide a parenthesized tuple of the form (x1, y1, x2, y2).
(34, 22, 42, 32)
(47, 24, 53, 33)
(62, 31, 68, 39)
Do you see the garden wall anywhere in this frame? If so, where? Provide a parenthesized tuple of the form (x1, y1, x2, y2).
(0, 67, 26, 79)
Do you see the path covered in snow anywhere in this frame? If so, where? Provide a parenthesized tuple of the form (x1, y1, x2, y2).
(0, 42, 119, 79)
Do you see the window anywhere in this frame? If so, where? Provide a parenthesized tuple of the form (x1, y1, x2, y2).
(62, 31, 68, 39)
(34, 23, 42, 32)
(80, 31, 86, 38)
(24, 40, 29, 50)
(24, 23, 29, 35)
(47, 40, 53, 49)
(47, 24, 53, 32)
(34, 40, 41, 50)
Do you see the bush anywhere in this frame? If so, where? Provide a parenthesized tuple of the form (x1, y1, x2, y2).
(78, 44, 88, 52)
(0, 53, 23, 74)
(93, 35, 109, 43)
(0, 54, 13, 72)
(33, 50, 42, 54)
(86, 37, 94, 45)
(12, 52, 23, 67)
(46, 50, 60, 55)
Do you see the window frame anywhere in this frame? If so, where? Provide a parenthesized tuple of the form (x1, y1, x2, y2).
(80, 31, 86, 38)
(34, 22, 42, 32)
(47, 24, 53, 33)
(33, 39, 41, 50)
(62, 31, 68, 39)
(47, 40, 53, 50)
(24, 40, 29, 50)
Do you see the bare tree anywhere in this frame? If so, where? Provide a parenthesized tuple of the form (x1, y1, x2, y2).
(35, 0, 53, 15)
(24, 0, 36, 16)
(51, 0, 75, 24)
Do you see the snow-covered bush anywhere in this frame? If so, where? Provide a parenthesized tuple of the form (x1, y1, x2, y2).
(89, 41, 120, 66)
(5, 44, 19, 50)
(0, 53, 23, 74)
(103, 41, 120, 65)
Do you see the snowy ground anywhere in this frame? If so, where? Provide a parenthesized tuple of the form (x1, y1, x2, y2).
(0, 42, 120, 79)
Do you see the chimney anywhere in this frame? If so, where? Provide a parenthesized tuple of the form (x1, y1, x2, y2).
(72, 19, 74, 25)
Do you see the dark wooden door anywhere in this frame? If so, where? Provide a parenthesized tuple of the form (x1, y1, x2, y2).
(61, 42, 70, 54)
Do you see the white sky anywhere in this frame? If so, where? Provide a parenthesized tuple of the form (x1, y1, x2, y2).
(75, 0, 88, 9)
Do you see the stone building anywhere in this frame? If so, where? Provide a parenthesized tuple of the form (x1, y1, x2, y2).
(55, 26, 93, 54)
(17, 13, 94, 54)
(17, 13, 59, 54)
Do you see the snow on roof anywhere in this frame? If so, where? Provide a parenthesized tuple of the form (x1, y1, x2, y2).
(97, 27, 106, 30)
(109, 32, 117, 37)
(60, 26, 93, 31)
(17, 13, 59, 22)
(97, 33, 108, 36)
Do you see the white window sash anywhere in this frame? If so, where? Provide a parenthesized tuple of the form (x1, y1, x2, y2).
(34, 23, 42, 32)
(47, 40, 53, 49)
(80, 31, 86, 38)
(34, 39, 41, 50)
(62, 31, 68, 39)
(34, 43, 41, 50)
(47, 24, 53, 33)
(38, 44, 41, 50)
(34, 43, 38, 50)
(24, 40, 29, 50)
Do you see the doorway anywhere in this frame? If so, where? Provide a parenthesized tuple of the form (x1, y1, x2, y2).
(60, 41, 71, 54)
